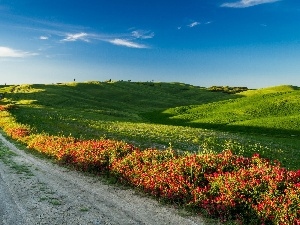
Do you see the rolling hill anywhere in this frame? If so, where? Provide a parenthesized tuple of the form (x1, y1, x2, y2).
(151, 85, 300, 137)
(0, 81, 299, 168)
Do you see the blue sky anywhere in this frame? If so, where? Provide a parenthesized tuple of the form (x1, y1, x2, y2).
(1, 0, 300, 88)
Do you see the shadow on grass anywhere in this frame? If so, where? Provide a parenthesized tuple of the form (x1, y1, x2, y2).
(142, 111, 300, 139)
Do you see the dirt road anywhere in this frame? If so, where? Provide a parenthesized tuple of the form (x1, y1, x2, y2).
(0, 134, 207, 225)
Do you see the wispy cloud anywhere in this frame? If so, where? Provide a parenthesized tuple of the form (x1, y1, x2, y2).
(0, 46, 38, 58)
(59, 31, 152, 49)
(103, 28, 154, 48)
(1, 12, 153, 49)
(0, 12, 87, 38)
(178, 21, 211, 30)
(2, 12, 153, 50)
(108, 39, 148, 49)
(61, 32, 89, 42)
(188, 22, 200, 28)
(221, 0, 280, 8)
(39, 36, 49, 40)
(131, 30, 154, 39)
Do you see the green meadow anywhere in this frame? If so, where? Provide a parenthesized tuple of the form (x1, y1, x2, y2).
(0, 81, 299, 169)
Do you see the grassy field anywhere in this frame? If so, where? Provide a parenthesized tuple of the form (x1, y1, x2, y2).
(0, 81, 299, 169)
(158, 85, 300, 136)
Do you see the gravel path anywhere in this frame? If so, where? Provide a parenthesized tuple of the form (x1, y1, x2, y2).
(0, 134, 207, 225)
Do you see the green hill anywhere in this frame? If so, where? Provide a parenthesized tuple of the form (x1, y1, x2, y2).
(0, 81, 233, 138)
(1, 82, 299, 169)
(153, 85, 300, 137)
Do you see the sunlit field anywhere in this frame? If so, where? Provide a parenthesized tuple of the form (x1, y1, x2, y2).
(1, 81, 299, 168)
(1, 81, 300, 224)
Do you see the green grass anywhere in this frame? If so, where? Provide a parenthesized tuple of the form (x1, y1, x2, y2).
(1, 81, 233, 138)
(1, 81, 300, 169)
(158, 85, 300, 136)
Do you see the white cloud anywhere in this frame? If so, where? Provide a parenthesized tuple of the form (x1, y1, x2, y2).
(39, 36, 49, 40)
(221, 0, 280, 8)
(188, 22, 200, 28)
(108, 39, 148, 49)
(59, 30, 152, 49)
(0, 46, 38, 58)
(62, 32, 89, 42)
(131, 30, 154, 39)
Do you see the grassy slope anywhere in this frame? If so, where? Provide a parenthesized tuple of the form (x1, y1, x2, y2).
(161, 85, 300, 137)
(1, 82, 300, 169)
(0, 81, 233, 140)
